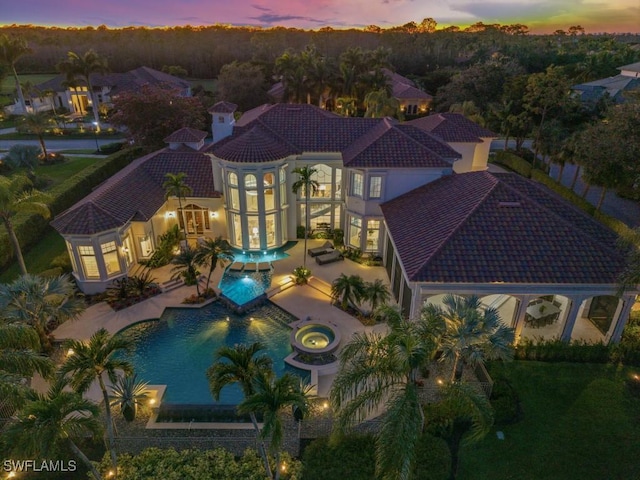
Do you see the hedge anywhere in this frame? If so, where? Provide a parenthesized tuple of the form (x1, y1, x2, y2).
(491, 150, 532, 177)
(0, 146, 145, 270)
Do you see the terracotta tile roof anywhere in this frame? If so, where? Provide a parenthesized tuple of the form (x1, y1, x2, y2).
(392, 82, 433, 100)
(209, 101, 238, 114)
(381, 171, 626, 284)
(208, 104, 459, 166)
(51, 150, 219, 235)
(163, 127, 208, 143)
(407, 113, 496, 143)
(343, 118, 458, 168)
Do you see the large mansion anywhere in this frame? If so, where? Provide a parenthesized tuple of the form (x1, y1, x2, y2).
(51, 102, 636, 346)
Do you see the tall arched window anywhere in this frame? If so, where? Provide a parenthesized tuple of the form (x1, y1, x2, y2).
(245, 174, 258, 212)
(264, 172, 275, 210)
(228, 171, 239, 210)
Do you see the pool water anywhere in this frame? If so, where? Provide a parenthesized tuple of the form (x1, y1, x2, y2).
(218, 271, 271, 306)
(231, 249, 289, 263)
(115, 302, 305, 405)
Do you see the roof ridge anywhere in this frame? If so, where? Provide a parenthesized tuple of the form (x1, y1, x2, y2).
(413, 172, 499, 276)
(342, 119, 393, 164)
(394, 122, 456, 162)
(494, 173, 622, 254)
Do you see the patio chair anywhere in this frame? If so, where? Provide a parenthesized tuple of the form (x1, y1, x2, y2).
(315, 249, 344, 265)
(228, 262, 245, 272)
(308, 241, 334, 257)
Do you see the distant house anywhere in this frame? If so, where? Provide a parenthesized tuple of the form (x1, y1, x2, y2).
(572, 61, 640, 105)
(267, 68, 433, 115)
(51, 102, 636, 346)
(5, 66, 191, 116)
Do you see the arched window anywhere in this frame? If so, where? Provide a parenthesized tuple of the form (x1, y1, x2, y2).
(179, 203, 210, 234)
(228, 171, 238, 186)
(245, 174, 258, 212)
(245, 174, 257, 188)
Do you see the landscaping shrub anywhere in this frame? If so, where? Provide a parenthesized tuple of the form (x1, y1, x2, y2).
(490, 376, 521, 425)
(98, 141, 125, 154)
(514, 338, 610, 363)
(296, 225, 306, 239)
(492, 150, 532, 177)
(293, 266, 311, 284)
(302, 435, 376, 480)
(412, 433, 451, 480)
(49, 251, 73, 273)
(332, 228, 344, 247)
(3, 144, 40, 171)
(138, 224, 181, 268)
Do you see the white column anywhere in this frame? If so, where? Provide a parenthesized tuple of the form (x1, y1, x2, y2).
(560, 295, 588, 342)
(609, 295, 635, 343)
(512, 294, 533, 342)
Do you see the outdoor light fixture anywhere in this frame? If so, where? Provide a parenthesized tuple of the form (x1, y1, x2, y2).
(66, 348, 75, 357)
(210, 211, 218, 218)
(165, 211, 176, 219)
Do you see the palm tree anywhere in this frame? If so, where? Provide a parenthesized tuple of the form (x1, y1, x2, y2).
(193, 236, 234, 291)
(331, 273, 366, 310)
(425, 382, 494, 480)
(163, 172, 192, 236)
(3, 382, 104, 480)
(363, 279, 390, 313)
(0, 274, 84, 353)
(171, 246, 200, 296)
(331, 309, 438, 480)
(427, 294, 515, 382)
(57, 49, 108, 130)
(0, 174, 51, 275)
(22, 111, 54, 159)
(291, 166, 319, 269)
(0, 322, 53, 410)
(109, 373, 149, 422)
(58, 328, 134, 471)
(0, 34, 32, 115)
(364, 89, 402, 119)
(207, 342, 274, 478)
(238, 372, 310, 480)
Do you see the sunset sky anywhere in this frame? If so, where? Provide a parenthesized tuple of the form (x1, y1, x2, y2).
(3, 0, 639, 34)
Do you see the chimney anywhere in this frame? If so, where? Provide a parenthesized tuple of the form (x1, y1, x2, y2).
(208, 101, 237, 143)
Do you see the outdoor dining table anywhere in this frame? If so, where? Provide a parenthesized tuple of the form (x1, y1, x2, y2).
(525, 300, 561, 327)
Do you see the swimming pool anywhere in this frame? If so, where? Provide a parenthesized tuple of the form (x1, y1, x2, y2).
(115, 302, 305, 405)
(231, 249, 289, 263)
(218, 271, 271, 306)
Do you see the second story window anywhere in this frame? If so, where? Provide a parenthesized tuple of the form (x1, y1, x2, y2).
(369, 176, 382, 199)
(352, 172, 363, 197)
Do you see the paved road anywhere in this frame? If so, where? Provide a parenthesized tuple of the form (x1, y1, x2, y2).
(0, 138, 107, 151)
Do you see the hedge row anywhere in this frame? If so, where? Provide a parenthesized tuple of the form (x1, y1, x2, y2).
(492, 150, 532, 177)
(0, 147, 145, 270)
(514, 337, 640, 366)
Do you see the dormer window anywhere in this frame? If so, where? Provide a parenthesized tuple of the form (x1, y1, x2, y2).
(218, 116, 225, 123)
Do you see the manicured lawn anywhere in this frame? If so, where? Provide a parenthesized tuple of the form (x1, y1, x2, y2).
(35, 156, 104, 186)
(0, 73, 58, 108)
(460, 361, 640, 480)
(0, 227, 66, 283)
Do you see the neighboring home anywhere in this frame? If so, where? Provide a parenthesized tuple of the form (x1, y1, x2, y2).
(572, 61, 640, 105)
(51, 102, 636, 346)
(5, 66, 191, 116)
(267, 68, 433, 115)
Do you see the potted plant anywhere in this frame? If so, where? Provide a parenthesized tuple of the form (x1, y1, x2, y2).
(109, 374, 150, 422)
(293, 266, 311, 285)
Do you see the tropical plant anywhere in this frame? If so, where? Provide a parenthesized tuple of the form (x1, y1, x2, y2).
(0, 174, 51, 275)
(364, 89, 403, 119)
(3, 381, 104, 480)
(194, 236, 234, 291)
(3, 144, 40, 172)
(238, 371, 311, 480)
(128, 269, 158, 297)
(171, 245, 200, 295)
(330, 308, 439, 480)
(330, 273, 366, 310)
(57, 49, 108, 130)
(163, 172, 192, 236)
(139, 224, 181, 268)
(21, 111, 54, 159)
(424, 382, 494, 480)
(292, 266, 311, 285)
(363, 279, 390, 313)
(109, 373, 149, 422)
(0, 322, 53, 410)
(426, 294, 515, 382)
(0, 274, 84, 353)
(207, 342, 274, 478)
(58, 328, 134, 470)
(0, 34, 32, 114)
(291, 166, 319, 268)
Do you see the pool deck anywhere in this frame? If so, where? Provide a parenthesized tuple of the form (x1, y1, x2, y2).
(48, 239, 390, 401)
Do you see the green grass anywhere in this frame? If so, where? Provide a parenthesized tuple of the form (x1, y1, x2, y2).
(460, 362, 640, 480)
(188, 77, 217, 93)
(35, 156, 104, 186)
(0, 132, 124, 140)
(0, 227, 66, 283)
(0, 73, 58, 107)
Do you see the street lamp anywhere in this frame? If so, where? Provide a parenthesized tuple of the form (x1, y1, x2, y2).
(92, 121, 99, 153)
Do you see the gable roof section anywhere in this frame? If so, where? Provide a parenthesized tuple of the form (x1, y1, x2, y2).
(381, 171, 626, 284)
(392, 82, 433, 100)
(618, 62, 640, 74)
(51, 150, 219, 235)
(572, 75, 640, 103)
(209, 101, 238, 114)
(407, 113, 496, 143)
(163, 127, 208, 143)
(209, 104, 460, 166)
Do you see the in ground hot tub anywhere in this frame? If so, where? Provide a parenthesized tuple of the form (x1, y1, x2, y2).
(291, 321, 341, 355)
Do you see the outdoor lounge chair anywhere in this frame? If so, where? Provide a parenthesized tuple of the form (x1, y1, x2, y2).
(315, 249, 344, 265)
(228, 262, 245, 272)
(257, 262, 272, 271)
(308, 241, 334, 257)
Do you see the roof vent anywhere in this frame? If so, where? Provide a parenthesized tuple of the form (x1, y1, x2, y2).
(498, 201, 521, 207)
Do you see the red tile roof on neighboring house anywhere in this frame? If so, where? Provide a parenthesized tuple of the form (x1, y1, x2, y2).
(51, 150, 220, 235)
(209, 101, 238, 114)
(381, 171, 626, 284)
(392, 82, 433, 100)
(207, 104, 460, 167)
(163, 127, 208, 143)
(407, 113, 496, 143)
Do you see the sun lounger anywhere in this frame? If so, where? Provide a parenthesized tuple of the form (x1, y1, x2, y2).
(228, 262, 245, 272)
(244, 262, 258, 272)
(257, 262, 272, 271)
(315, 249, 344, 265)
(308, 241, 334, 257)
